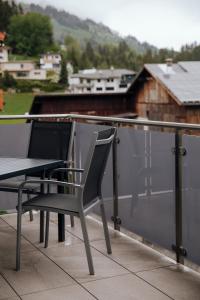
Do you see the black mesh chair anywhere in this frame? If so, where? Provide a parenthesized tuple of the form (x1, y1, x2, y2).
(16, 127, 116, 275)
(0, 121, 75, 223)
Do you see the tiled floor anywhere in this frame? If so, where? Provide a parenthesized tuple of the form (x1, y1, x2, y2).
(1, 212, 200, 300)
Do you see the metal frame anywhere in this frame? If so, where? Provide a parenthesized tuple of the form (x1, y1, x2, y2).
(1, 113, 200, 266)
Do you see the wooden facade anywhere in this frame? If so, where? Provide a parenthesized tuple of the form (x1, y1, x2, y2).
(129, 69, 200, 124)
(30, 92, 135, 118)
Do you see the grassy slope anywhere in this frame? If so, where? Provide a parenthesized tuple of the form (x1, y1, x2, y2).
(0, 93, 34, 124)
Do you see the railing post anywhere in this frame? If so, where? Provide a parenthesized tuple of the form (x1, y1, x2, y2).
(173, 130, 187, 263)
(112, 129, 121, 231)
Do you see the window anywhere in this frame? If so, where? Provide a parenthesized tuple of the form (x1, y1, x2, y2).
(96, 87, 103, 91)
(106, 87, 114, 91)
(87, 79, 91, 83)
(17, 71, 28, 77)
(87, 87, 91, 91)
(20, 64, 24, 69)
(34, 72, 41, 75)
(119, 83, 127, 88)
(97, 79, 101, 82)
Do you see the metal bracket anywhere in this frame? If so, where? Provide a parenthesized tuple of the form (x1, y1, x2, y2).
(172, 147, 187, 156)
(114, 137, 120, 144)
(111, 216, 122, 225)
(172, 244, 187, 257)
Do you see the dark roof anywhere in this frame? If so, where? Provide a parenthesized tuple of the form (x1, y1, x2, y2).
(70, 68, 135, 80)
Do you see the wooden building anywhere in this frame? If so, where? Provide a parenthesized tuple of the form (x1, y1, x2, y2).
(29, 92, 136, 118)
(128, 61, 200, 124)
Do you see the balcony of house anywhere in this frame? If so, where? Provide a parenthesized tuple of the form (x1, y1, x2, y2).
(0, 114, 200, 300)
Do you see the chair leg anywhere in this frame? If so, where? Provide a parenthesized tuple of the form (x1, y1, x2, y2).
(27, 194, 34, 222)
(29, 210, 33, 222)
(16, 205, 22, 271)
(45, 211, 50, 248)
(100, 200, 112, 254)
(79, 212, 94, 275)
(70, 215, 75, 227)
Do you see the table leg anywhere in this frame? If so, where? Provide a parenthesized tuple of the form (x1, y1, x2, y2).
(39, 170, 45, 243)
(58, 213, 65, 242)
(40, 211, 44, 243)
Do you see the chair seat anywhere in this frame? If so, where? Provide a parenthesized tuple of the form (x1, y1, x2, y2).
(22, 193, 79, 213)
(0, 179, 40, 191)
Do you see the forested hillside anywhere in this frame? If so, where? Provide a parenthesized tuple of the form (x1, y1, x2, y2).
(24, 3, 157, 54)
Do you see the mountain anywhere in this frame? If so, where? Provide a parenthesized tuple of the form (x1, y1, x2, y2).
(23, 3, 157, 54)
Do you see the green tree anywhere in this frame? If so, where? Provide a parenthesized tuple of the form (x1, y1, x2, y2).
(1, 71, 16, 88)
(59, 57, 68, 85)
(0, 0, 22, 31)
(8, 13, 54, 56)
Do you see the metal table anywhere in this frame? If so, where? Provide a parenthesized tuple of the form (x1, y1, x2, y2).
(0, 157, 65, 242)
(0, 157, 64, 180)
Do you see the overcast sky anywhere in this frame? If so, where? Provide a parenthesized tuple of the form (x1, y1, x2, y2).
(24, 0, 200, 50)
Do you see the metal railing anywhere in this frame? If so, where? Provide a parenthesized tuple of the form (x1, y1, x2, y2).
(0, 113, 200, 267)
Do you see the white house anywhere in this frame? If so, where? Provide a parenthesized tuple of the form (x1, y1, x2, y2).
(40, 53, 61, 70)
(68, 68, 136, 93)
(0, 60, 46, 80)
(0, 47, 9, 63)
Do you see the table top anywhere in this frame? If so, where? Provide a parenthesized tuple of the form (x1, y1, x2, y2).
(0, 157, 64, 180)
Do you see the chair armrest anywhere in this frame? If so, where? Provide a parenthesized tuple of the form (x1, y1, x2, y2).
(18, 179, 82, 192)
(48, 167, 84, 178)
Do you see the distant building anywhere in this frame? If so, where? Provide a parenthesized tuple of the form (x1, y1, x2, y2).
(0, 32, 6, 46)
(40, 53, 62, 70)
(0, 60, 46, 80)
(69, 68, 136, 93)
(0, 32, 9, 63)
(129, 60, 200, 124)
(0, 32, 46, 80)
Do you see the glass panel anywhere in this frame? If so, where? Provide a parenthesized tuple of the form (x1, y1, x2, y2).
(117, 127, 175, 250)
(182, 134, 200, 265)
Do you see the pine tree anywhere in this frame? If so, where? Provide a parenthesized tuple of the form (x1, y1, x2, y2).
(59, 57, 68, 85)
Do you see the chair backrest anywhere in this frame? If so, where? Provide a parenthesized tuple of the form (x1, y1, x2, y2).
(82, 127, 116, 207)
(28, 121, 75, 162)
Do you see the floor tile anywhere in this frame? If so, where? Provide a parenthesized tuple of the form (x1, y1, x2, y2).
(138, 264, 200, 300)
(0, 217, 8, 227)
(56, 215, 118, 242)
(43, 241, 129, 283)
(0, 226, 34, 258)
(2, 297, 20, 300)
(83, 273, 170, 300)
(21, 285, 95, 300)
(0, 250, 75, 296)
(92, 236, 174, 273)
(0, 274, 17, 299)
(22, 221, 81, 249)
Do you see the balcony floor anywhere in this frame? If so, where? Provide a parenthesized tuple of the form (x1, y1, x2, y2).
(0, 212, 200, 300)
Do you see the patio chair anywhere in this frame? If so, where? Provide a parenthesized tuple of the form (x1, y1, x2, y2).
(16, 127, 116, 275)
(0, 121, 75, 224)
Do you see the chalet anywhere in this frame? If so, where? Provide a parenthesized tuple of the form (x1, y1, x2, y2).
(69, 68, 135, 94)
(128, 60, 200, 124)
